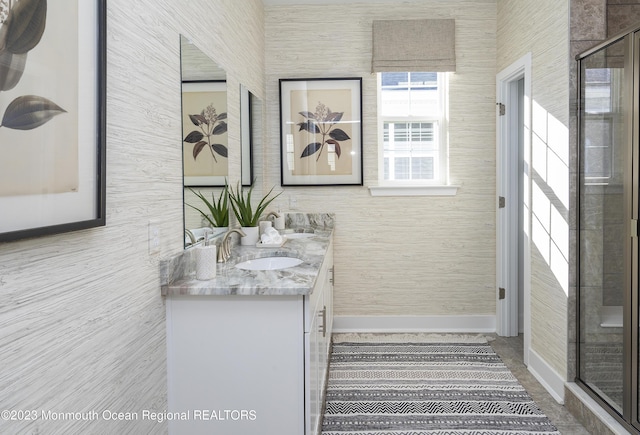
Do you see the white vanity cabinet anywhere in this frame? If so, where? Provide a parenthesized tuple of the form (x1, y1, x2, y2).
(305, 241, 333, 435)
(165, 239, 333, 435)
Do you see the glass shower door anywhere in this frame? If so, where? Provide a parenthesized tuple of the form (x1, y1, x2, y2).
(578, 36, 629, 415)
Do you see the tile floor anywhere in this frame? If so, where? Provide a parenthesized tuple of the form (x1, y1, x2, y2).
(489, 334, 591, 434)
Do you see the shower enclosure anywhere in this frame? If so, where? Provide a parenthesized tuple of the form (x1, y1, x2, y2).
(577, 27, 640, 431)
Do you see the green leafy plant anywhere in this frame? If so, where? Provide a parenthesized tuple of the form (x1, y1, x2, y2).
(183, 104, 228, 162)
(297, 101, 350, 161)
(186, 185, 229, 228)
(228, 181, 281, 227)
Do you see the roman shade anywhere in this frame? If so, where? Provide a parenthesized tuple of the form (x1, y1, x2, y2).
(371, 19, 456, 72)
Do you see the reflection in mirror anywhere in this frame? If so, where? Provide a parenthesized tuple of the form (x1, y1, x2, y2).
(181, 35, 228, 187)
(180, 35, 226, 81)
(180, 35, 229, 248)
(182, 80, 228, 186)
(240, 85, 261, 186)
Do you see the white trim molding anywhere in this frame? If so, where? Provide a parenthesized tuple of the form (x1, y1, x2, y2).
(368, 185, 459, 197)
(528, 348, 565, 403)
(333, 315, 496, 333)
(496, 52, 532, 367)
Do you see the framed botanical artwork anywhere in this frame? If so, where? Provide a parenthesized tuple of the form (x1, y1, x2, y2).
(0, 0, 106, 242)
(279, 78, 363, 186)
(182, 80, 228, 187)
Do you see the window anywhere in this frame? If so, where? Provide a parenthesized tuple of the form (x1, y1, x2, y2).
(582, 62, 623, 184)
(378, 72, 448, 185)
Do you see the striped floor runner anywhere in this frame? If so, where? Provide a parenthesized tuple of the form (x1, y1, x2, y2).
(322, 334, 561, 435)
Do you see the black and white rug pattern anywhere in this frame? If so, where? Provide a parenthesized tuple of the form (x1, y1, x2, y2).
(321, 334, 561, 435)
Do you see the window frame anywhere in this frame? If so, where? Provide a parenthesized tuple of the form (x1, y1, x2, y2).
(376, 72, 450, 187)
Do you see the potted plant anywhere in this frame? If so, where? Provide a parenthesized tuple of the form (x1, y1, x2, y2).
(228, 181, 281, 245)
(186, 185, 229, 234)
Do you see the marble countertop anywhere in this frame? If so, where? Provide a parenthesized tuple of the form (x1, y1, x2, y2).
(161, 216, 333, 297)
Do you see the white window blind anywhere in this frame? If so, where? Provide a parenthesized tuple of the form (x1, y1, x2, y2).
(372, 19, 456, 73)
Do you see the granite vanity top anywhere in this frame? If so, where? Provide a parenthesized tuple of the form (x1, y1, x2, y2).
(160, 213, 334, 297)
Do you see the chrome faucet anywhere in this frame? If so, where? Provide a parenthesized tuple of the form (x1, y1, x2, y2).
(265, 211, 281, 219)
(185, 229, 197, 246)
(217, 228, 246, 263)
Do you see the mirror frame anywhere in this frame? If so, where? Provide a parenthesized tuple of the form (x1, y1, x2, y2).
(240, 85, 254, 186)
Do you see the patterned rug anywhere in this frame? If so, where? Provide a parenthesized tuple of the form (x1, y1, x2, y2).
(321, 334, 561, 435)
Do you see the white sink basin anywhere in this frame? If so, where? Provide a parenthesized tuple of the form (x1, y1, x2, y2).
(235, 256, 303, 271)
(285, 233, 315, 239)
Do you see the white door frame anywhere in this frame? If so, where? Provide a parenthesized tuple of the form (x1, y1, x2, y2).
(496, 53, 532, 364)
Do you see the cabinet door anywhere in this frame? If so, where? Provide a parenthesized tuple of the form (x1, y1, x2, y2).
(305, 236, 334, 435)
(305, 315, 320, 435)
(167, 296, 305, 435)
(319, 240, 334, 392)
(324, 242, 334, 350)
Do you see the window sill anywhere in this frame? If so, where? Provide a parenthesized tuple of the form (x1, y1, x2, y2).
(368, 185, 459, 197)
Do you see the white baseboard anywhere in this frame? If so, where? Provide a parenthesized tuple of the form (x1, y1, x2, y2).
(332, 315, 496, 333)
(527, 348, 565, 403)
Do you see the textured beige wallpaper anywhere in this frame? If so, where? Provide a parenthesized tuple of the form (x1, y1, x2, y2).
(264, 0, 498, 318)
(497, 0, 570, 378)
(0, 0, 264, 433)
(0, 0, 572, 431)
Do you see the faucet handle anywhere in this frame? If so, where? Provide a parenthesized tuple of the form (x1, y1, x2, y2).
(217, 227, 246, 262)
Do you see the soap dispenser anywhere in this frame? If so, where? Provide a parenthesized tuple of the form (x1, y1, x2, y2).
(195, 240, 216, 280)
(273, 210, 285, 230)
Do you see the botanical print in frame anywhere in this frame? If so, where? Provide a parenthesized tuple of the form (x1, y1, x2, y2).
(0, 0, 106, 242)
(182, 80, 228, 187)
(279, 78, 363, 186)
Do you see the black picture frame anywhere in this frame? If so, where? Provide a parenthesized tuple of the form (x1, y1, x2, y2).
(279, 77, 363, 186)
(0, 0, 107, 242)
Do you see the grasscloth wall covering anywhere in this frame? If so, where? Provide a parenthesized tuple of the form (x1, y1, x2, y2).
(497, 0, 570, 379)
(0, 0, 264, 433)
(264, 0, 498, 319)
(0, 0, 576, 431)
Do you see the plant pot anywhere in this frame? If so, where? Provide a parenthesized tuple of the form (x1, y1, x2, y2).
(240, 226, 259, 245)
(211, 226, 228, 237)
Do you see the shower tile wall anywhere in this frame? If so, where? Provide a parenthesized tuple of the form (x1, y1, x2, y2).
(570, 0, 609, 382)
(602, 192, 623, 307)
(608, 1, 640, 37)
(579, 188, 623, 336)
(572, 0, 607, 41)
(580, 187, 605, 335)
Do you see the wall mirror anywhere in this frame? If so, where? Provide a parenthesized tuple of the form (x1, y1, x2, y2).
(180, 35, 228, 187)
(180, 35, 229, 248)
